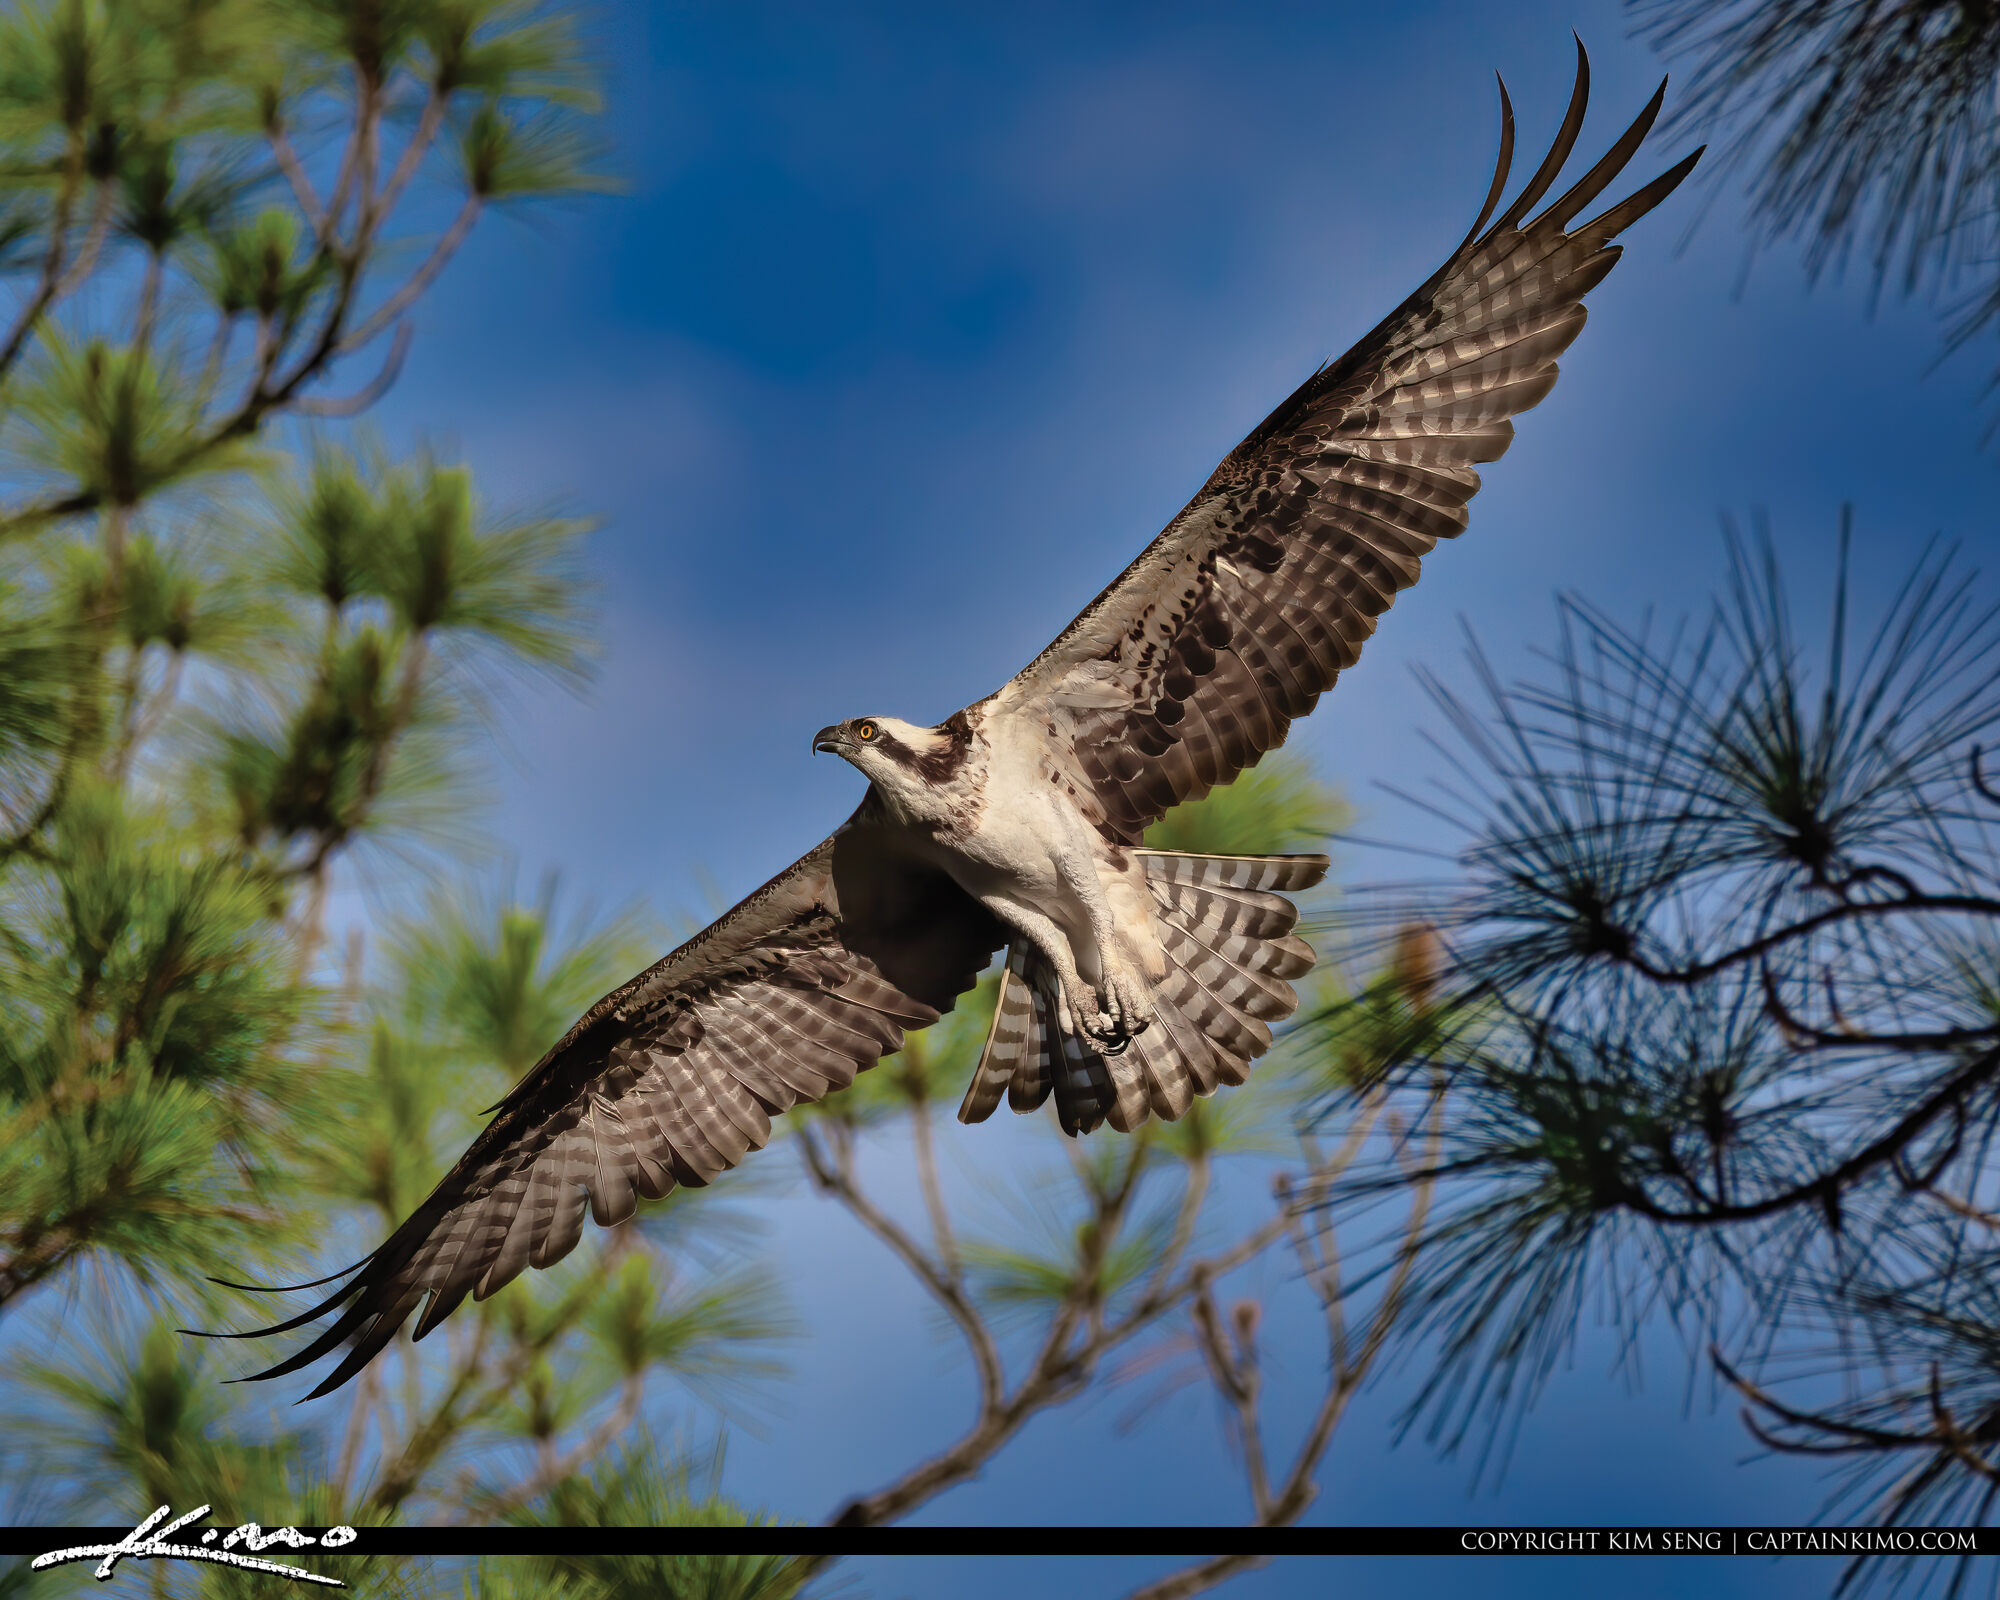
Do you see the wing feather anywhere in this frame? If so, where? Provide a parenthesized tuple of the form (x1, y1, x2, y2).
(992, 48, 1698, 842)
(221, 798, 1004, 1397)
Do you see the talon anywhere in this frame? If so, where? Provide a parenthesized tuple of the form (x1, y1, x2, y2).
(1098, 967, 1153, 1044)
(1062, 981, 1112, 1043)
(1082, 1010, 1132, 1055)
(1086, 1022, 1130, 1055)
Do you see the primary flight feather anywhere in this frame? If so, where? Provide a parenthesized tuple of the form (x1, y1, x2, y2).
(223, 45, 1699, 1397)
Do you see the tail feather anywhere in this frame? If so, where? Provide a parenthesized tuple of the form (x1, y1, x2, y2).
(957, 848, 1329, 1135)
(1124, 1017, 1201, 1123)
(1049, 1008, 1127, 1135)
(1132, 850, 1327, 895)
(1155, 916, 1299, 1023)
(1153, 895, 1315, 980)
(1262, 934, 1317, 981)
(1148, 880, 1300, 943)
(1007, 1009, 1054, 1116)
(957, 952, 1038, 1124)
(1156, 957, 1272, 1058)
(1139, 1000, 1214, 1113)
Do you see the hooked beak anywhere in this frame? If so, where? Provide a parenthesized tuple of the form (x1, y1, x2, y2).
(812, 724, 844, 756)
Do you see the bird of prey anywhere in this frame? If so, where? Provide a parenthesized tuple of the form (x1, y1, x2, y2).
(229, 47, 1699, 1397)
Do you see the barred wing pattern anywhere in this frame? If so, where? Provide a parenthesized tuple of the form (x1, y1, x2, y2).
(233, 800, 1003, 1398)
(996, 46, 1701, 844)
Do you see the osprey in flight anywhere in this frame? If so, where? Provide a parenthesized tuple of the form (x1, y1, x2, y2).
(235, 50, 1698, 1396)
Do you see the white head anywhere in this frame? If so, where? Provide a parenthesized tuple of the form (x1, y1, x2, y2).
(812, 713, 973, 809)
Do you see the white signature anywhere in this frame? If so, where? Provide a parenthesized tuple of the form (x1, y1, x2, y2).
(32, 1504, 359, 1586)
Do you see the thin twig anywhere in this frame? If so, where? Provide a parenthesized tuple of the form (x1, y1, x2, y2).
(295, 321, 412, 418)
(1125, 1554, 1272, 1600)
(340, 195, 481, 354)
(907, 1099, 961, 1282)
(369, 88, 449, 227)
(268, 119, 326, 235)
(464, 1374, 647, 1523)
(0, 131, 84, 379)
(796, 1123, 1004, 1418)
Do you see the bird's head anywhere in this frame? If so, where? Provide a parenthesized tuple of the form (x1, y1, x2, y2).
(812, 714, 971, 802)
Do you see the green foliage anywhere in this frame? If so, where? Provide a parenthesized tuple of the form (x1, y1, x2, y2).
(13, 333, 244, 507)
(381, 876, 653, 1076)
(199, 204, 327, 321)
(211, 622, 409, 847)
(18, 1317, 313, 1519)
(0, 571, 87, 799)
(0, 0, 789, 1561)
(582, 1251, 790, 1399)
(1314, 521, 2000, 1573)
(32, 783, 302, 1085)
(964, 1181, 1174, 1321)
(1636, 0, 2000, 437)
(494, 1437, 815, 1600)
(459, 100, 612, 203)
(185, 444, 592, 872)
(0, 779, 310, 1300)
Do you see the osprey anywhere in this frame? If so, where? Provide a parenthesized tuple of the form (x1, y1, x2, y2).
(233, 50, 1699, 1396)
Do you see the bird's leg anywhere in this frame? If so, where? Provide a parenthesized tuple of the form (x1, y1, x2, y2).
(1051, 835, 1153, 1051)
(981, 895, 1112, 1045)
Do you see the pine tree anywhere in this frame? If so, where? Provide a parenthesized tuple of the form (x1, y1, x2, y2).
(1319, 517, 2000, 1593)
(0, 0, 803, 1580)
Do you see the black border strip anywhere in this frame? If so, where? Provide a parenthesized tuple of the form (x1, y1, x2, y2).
(6, 1526, 1999, 1558)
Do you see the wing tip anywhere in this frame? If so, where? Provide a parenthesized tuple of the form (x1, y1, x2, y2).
(1454, 72, 1517, 254)
(203, 1258, 369, 1296)
(1488, 36, 1593, 238)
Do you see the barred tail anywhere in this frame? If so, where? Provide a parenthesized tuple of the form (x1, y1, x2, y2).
(956, 946, 1048, 1124)
(957, 850, 1327, 1136)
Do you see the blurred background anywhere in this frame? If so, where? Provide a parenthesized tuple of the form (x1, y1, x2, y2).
(4, 0, 2000, 1596)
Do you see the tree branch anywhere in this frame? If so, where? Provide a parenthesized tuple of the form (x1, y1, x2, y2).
(53, 177, 115, 301)
(826, 1121, 1303, 1529)
(907, 1100, 961, 1283)
(268, 118, 326, 237)
(1615, 893, 2000, 989)
(796, 1122, 1004, 1419)
(0, 132, 84, 379)
(1619, 1046, 2000, 1227)
(339, 194, 481, 356)
(1758, 961, 2000, 1051)
(462, 1373, 646, 1524)
(1125, 1554, 1272, 1600)
(369, 88, 449, 229)
(294, 321, 412, 418)
(1189, 1281, 1270, 1517)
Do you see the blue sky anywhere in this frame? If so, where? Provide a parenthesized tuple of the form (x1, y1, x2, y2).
(331, 0, 2000, 1593)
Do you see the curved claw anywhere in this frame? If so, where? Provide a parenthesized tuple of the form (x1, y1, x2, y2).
(1083, 1013, 1135, 1056)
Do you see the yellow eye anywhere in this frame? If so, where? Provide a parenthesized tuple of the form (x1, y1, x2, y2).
(856, 722, 876, 741)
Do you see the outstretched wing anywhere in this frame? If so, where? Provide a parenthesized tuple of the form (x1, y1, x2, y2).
(225, 795, 1003, 1398)
(992, 44, 1701, 844)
